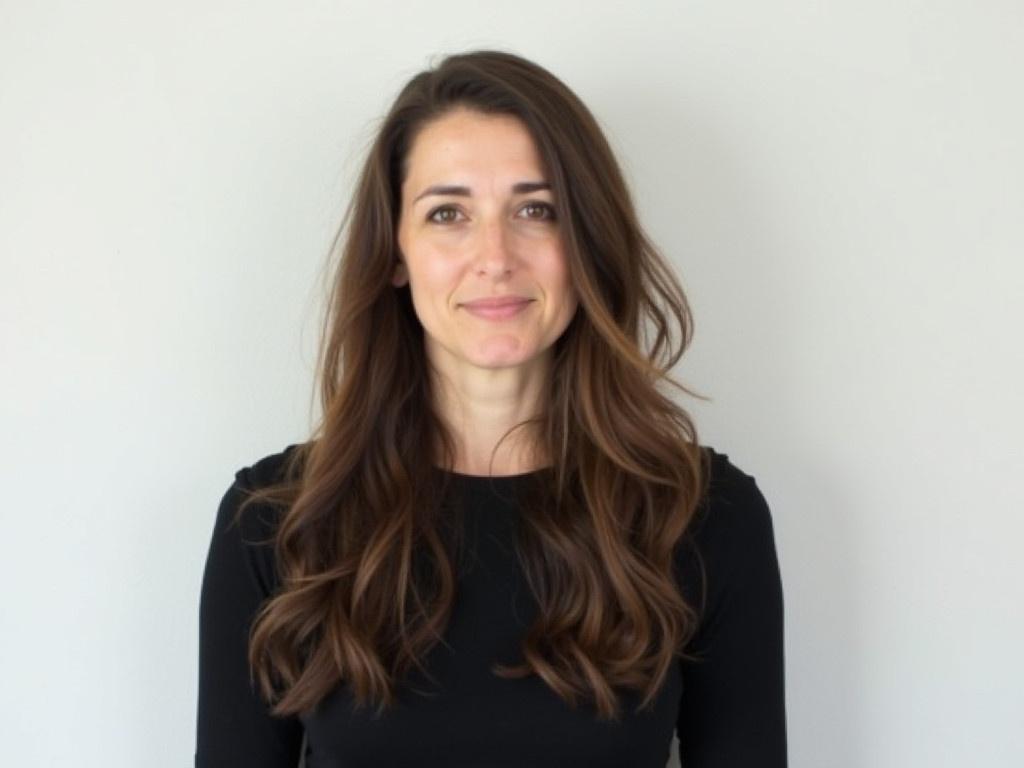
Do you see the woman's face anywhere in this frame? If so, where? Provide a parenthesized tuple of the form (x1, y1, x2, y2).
(394, 107, 578, 375)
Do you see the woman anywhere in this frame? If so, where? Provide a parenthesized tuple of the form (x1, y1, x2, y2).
(196, 49, 786, 767)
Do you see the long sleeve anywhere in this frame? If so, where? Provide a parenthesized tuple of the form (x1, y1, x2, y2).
(195, 467, 304, 767)
(676, 463, 787, 767)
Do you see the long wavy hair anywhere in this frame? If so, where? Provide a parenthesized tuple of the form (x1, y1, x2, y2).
(235, 48, 711, 723)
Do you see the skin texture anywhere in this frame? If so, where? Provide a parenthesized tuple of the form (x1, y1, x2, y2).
(393, 108, 579, 475)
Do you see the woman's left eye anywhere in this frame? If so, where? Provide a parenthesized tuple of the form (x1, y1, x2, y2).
(520, 202, 556, 221)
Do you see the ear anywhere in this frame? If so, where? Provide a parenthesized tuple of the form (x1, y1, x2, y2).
(391, 258, 409, 287)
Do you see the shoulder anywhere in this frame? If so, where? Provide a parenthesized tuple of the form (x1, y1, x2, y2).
(226, 440, 309, 537)
(690, 445, 776, 549)
(676, 446, 780, 613)
(216, 441, 304, 540)
(208, 442, 307, 597)
(234, 441, 307, 492)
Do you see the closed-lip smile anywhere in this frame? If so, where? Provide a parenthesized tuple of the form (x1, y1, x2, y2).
(460, 297, 533, 308)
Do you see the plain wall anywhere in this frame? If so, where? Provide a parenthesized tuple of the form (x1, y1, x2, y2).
(1, 1, 1021, 766)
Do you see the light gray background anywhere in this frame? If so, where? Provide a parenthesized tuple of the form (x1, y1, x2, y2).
(1, 2, 1021, 766)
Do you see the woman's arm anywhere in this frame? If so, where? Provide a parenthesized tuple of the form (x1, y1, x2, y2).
(195, 468, 304, 767)
(677, 463, 787, 767)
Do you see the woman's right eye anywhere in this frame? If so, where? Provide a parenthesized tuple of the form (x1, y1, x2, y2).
(427, 206, 463, 224)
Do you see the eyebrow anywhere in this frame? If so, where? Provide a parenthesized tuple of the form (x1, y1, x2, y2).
(412, 181, 551, 205)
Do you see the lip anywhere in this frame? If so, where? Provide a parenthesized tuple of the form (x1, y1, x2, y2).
(460, 296, 533, 309)
(460, 297, 534, 320)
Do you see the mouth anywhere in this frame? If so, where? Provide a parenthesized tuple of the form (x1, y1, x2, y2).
(460, 297, 534, 309)
(460, 298, 534, 321)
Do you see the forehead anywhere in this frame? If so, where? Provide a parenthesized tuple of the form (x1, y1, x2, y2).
(402, 109, 547, 190)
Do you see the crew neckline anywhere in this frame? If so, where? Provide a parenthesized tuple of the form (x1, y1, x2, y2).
(434, 466, 549, 482)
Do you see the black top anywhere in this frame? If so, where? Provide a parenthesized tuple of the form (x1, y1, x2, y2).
(195, 444, 786, 767)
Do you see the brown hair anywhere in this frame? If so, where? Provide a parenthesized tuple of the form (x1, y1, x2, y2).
(235, 48, 711, 723)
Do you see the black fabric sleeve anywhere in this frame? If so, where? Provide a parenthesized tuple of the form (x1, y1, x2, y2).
(676, 466, 787, 767)
(195, 467, 304, 768)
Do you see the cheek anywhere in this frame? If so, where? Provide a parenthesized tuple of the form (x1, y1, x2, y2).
(405, 246, 462, 307)
(423, 250, 460, 283)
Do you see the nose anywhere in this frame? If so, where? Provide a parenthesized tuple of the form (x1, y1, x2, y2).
(473, 217, 516, 276)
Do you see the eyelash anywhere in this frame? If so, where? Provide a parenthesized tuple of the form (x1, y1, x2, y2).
(426, 201, 557, 224)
